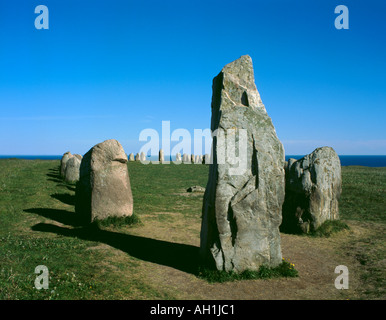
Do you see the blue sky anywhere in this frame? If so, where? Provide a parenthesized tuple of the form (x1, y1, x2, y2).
(0, 0, 385, 155)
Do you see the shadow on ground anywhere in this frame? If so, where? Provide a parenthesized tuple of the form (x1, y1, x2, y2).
(50, 193, 75, 206)
(31, 222, 199, 275)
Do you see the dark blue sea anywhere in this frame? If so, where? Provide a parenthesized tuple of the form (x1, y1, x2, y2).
(1, 155, 386, 167)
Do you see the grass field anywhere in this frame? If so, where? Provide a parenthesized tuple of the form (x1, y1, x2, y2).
(0, 160, 385, 300)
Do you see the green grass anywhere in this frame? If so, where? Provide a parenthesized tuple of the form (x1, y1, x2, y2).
(339, 166, 386, 223)
(198, 259, 298, 283)
(93, 214, 142, 228)
(307, 220, 350, 237)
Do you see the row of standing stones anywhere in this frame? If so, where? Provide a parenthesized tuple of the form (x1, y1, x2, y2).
(59, 55, 342, 273)
(127, 151, 211, 164)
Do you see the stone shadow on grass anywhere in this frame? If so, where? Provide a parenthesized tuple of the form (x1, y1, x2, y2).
(24, 208, 84, 227)
(50, 193, 75, 206)
(31, 222, 200, 275)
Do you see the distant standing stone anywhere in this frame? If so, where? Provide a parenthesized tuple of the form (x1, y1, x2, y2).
(64, 156, 81, 183)
(204, 154, 210, 164)
(140, 152, 146, 162)
(176, 152, 182, 163)
(76, 139, 133, 223)
(159, 149, 164, 163)
(282, 146, 342, 233)
(129, 153, 135, 161)
(183, 153, 190, 164)
(200, 55, 285, 273)
(60, 151, 73, 178)
(135, 153, 140, 161)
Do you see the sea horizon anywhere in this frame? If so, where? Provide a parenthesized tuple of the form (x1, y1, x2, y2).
(1, 154, 386, 167)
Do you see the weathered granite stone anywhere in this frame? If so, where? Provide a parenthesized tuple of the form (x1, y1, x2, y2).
(76, 139, 133, 223)
(195, 155, 201, 164)
(135, 153, 140, 161)
(64, 156, 81, 183)
(129, 153, 135, 161)
(74, 154, 83, 161)
(281, 146, 342, 233)
(60, 151, 73, 177)
(176, 152, 182, 163)
(140, 152, 146, 162)
(200, 55, 285, 272)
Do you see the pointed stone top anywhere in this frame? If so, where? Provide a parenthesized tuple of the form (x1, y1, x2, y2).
(221, 55, 254, 83)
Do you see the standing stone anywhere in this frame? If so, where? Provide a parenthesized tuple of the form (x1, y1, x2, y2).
(74, 154, 83, 161)
(191, 154, 195, 164)
(129, 153, 135, 161)
(204, 154, 210, 164)
(195, 155, 201, 164)
(135, 153, 140, 161)
(60, 151, 74, 178)
(176, 152, 182, 163)
(159, 149, 164, 163)
(183, 153, 190, 164)
(76, 139, 133, 223)
(200, 55, 285, 272)
(64, 156, 81, 183)
(140, 152, 146, 162)
(282, 146, 342, 233)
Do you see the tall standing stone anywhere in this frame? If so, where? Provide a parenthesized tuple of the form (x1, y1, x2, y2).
(200, 55, 285, 272)
(135, 153, 140, 161)
(76, 139, 133, 223)
(129, 153, 135, 161)
(140, 152, 146, 162)
(282, 146, 342, 233)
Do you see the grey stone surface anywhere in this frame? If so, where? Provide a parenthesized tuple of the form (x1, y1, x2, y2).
(74, 154, 83, 161)
(200, 55, 285, 272)
(282, 146, 342, 233)
(76, 139, 133, 223)
(64, 156, 81, 183)
(60, 151, 73, 178)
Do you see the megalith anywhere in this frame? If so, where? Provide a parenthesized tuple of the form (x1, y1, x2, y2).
(60, 151, 73, 178)
(200, 55, 285, 272)
(76, 139, 133, 223)
(282, 146, 342, 233)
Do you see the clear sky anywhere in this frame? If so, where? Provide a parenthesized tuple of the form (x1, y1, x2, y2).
(0, 0, 385, 155)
